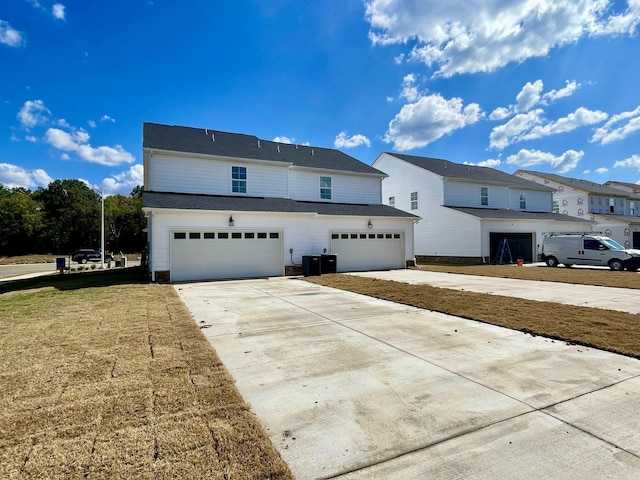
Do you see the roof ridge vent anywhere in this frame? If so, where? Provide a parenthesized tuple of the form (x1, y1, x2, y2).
(277, 144, 280, 153)
(212, 133, 215, 141)
(258, 139, 261, 148)
(311, 149, 314, 156)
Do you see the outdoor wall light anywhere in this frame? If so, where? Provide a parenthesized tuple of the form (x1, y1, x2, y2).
(229, 215, 234, 226)
(367, 220, 373, 229)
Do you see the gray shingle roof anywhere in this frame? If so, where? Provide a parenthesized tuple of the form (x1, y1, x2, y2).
(518, 170, 629, 197)
(447, 207, 593, 223)
(144, 122, 386, 176)
(142, 191, 419, 218)
(387, 153, 553, 192)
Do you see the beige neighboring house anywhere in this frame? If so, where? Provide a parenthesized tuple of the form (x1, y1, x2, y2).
(516, 170, 640, 249)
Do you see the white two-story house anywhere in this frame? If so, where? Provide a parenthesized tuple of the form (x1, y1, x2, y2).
(142, 123, 418, 282)
(373, 153, 592, 263)
(516, 170, 640, 249)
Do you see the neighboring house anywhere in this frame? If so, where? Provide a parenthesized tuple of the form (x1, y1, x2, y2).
(516, 170, 640, 249)
(373, 153, 593, 263)
(142, 123, 418, 282)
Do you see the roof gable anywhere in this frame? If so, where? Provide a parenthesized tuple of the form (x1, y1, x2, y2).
(143, 122, 385, 176)
(386, 153, 553, 192)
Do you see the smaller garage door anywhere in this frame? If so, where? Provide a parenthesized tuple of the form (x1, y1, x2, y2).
(171, 230, 283, 281)
(330, 232, 404, 272)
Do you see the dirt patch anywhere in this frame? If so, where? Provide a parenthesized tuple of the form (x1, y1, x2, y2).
(305, 273, 640, 359)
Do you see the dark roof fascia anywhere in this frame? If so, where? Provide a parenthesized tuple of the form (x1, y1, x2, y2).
(447, 206, 594, 223)
(142, 191, 419, 219)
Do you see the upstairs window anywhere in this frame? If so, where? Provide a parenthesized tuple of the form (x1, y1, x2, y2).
(320, 176, 332, 199)
(553, 200, 559, 214)
(609, 197, 615, 213)
(481, 187, 488, 206)
(389, 196, 395, 207)
(232, 166, 247, 193)
(410, 191, 418, 210)
(519, 193, 526, 210)
(631, 201, 636, 216)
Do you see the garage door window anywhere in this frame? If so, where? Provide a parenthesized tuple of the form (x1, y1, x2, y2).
(204, 233, 215, 239)
(245, 232, 255, 239)
(174, 232, 186, 239)
(189, 232, 201, 239)
(219, 232, 229, 239)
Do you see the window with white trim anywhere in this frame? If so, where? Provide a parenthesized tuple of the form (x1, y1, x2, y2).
(389, 196, 395, 207)
(320, 176, 332, 199)
(410, 191, 418, 210)
(232, 166, 247, 193)
(481, 187, 488, 206)
(519, 193, 526, 210)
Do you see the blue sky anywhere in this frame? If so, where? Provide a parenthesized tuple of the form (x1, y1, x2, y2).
(2, 0, 640, 194)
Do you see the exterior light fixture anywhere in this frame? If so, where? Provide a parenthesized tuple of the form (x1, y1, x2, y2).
(367, 220, 373, 229)
(229, 215, 234, 226)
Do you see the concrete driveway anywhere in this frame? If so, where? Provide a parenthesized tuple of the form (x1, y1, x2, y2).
(176, 275, 640, 479)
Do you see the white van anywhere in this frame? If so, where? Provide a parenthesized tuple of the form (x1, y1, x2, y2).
(542, 234, 640, 271)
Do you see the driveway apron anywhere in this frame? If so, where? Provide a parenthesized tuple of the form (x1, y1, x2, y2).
(176, 276, 640, 479)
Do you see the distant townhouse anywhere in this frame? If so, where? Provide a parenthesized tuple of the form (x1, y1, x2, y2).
(516, 170, 640, 249)
(373, 153, 592, 264)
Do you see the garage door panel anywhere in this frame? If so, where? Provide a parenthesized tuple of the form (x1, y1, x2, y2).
(171, 231, 283, 281)
(331, 232, 404, 272)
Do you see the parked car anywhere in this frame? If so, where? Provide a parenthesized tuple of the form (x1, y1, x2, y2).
(72, 249, 113, 264)
(542, 234, 640, 271)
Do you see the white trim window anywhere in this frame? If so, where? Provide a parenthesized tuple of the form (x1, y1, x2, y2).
(410, 191, 418, 210)
(320, 176, 332, 199)
(481, 187, 488, 206)
(389, 196, 395, 208)
(232, 166, 247, 193)
(519, 192, 526, 210)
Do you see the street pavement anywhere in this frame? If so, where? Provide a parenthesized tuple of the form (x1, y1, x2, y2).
(176, 274, 640, 479)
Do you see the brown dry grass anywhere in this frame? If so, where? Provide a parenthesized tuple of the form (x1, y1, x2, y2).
(305, 269, 640, 359)
(0, 278, 292, 479)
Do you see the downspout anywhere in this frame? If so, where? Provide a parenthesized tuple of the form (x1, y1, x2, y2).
(481, 219, 486, 264)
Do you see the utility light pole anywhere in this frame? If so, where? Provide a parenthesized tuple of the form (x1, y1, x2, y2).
(100, 190, 105, 269)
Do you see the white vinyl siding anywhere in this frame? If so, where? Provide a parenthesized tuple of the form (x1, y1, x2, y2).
(147, 153, 287, 197)
(288, 170, 381, 204)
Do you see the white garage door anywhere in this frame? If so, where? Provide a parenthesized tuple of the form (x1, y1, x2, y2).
(330, 232, 405, 272)
(171, 230, 283, 281)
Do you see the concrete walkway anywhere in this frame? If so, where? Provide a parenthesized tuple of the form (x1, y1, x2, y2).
(350, 269, 640, 314)
(176, 276, 640, 479)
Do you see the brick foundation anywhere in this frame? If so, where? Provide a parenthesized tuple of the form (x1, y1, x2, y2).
(154, 270, 170, 283)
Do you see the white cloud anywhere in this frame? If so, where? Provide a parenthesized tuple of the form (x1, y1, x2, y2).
(101, 114, 115, 123)
(595, 167, 609, 174)
(0, 20, 24, 47)
(489, 107, 511, 121)
(273, 136, 293, 144)
(489, 109, 543, 150)
(515, 80, 543, 113)
(101, 164, 144, 195)
(365, 0, 640, 77)
(334, 132, 371, 148)
(521, 107, 608, 141)
(400, 73, 420, 102)
(52, 4, 66, 20)
(45, 128, 135, 166)
(384, 93, 483, 150)
(591, 105, 640, 144)
(543, 80, 581, 102)
(614, 154, 640, 169)
(465, 159, 502, 168)
(88, 120, 97, 128)
(505, 148, 583, 173)
(0, 163, 52, 189)
(17, 100, 51, 128)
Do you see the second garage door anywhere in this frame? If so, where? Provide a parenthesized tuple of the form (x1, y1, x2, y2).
(330, 232, 405, 272)
(171, 230, 283, 281)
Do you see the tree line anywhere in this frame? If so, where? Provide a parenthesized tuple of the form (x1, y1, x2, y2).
(0, 180, 146, 257)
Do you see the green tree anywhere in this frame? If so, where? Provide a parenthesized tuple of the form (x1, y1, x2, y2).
(34, 180, 101, 253)
(0, 187, 44, 256)
(104, 190, 145, 253)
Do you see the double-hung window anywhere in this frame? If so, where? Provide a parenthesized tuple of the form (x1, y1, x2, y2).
(320, 176, 332, 199)
(410, 191, 418, 210)
(519, 193, 526, 210)
(232, 166, 247, 193)
(481, 187, 488, 206)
